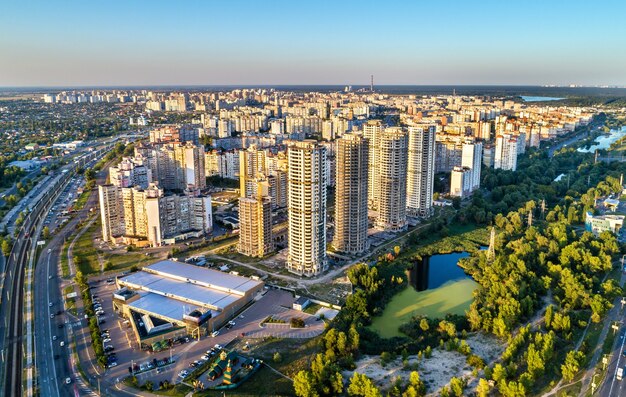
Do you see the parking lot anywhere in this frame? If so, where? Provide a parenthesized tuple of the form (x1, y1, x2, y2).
(87, 278, 325, 386)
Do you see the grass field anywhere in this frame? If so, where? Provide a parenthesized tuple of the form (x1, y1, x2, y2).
(369, 279, 478, 339)
(72, 217, 153, 275)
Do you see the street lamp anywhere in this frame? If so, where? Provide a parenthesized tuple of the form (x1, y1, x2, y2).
(592, 372, 599, 394)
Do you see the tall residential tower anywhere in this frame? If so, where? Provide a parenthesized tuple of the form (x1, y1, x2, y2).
(406, 125, 436, 217)
(286, 140, 328, 276)
(333, 134, 369, 254)
(375, 128, 409, 231)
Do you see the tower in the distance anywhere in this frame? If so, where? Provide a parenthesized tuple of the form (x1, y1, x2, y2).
(370, 75, 374, 92)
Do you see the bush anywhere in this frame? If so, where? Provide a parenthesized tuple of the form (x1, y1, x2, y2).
(290, 317, 305, 328)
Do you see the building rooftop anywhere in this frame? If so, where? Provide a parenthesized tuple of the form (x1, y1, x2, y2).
(121, 270, 241, 310)
(128, 292, 215, 324)
(143, 260, 262, 295)
(118, 260, 263, 312)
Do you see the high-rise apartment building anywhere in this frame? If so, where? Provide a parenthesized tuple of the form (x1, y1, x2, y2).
(406, 126, 436, 218)
(109, 157, 152, 188)
(461, 142, 483, 191)
(239, 145, 269, 197)
(175, 142, 206, 189)
(333, 134, 369, 254)
(99, 183, 212, 247)
(286, 140, 328, 276)
(494, 134, 518, 171)
(99, 185, 125, 241)
(238, 196, 273, 257)
(450, 166, 473, 198)
(363, 120, 383, 210)
(376, 128, 409, 231)
(134, 142, 206, 190)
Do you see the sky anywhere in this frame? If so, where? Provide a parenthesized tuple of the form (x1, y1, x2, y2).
(1, 0, 625, 87)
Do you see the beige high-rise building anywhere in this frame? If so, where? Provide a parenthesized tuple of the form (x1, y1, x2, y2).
(406, 126, 436, 217)
(101, 182, 212, 247)
(239, 145, 268, 197)
(287, 140, 327, 276)
(375, 128, 409, 231)
(98, 184, 125, 241)
(175, 142, 206, 189)
(363, 120, 383, 210)
(333, 134, 369, 254)
(122, 183, 163, 241)
(238, 196, 273, 257)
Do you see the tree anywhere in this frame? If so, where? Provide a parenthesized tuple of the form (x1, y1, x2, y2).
(476, 378, 491, 397)
(347, 373, 381, 397)
(1, 239, 11, 257)
(561, 350, 585, 381)
(273, 352, 282, 363)
(293, 370, 319, 397)
(42, 226, 50, 240)
(449, 377, 465, 397)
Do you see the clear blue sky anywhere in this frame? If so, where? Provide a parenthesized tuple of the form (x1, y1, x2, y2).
(1, 0, 625, 87)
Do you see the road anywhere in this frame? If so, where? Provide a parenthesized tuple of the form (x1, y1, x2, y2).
(596, 277, 626, 397)
(0, 143, 112, 396)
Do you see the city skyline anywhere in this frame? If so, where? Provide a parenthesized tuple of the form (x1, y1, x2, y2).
(1, 0, 625, 87)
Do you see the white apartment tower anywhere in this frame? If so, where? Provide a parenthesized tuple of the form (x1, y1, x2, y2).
(494, 134, 518, 171)
(450, 166, 473, 198)
(363, 120, 383, 210)
(333, 134, 369, 254)
(375, 128, 409, 231)
(286, 140, 328, 276)
(461, 141, 483, 191)
(406, 126, 436, 218)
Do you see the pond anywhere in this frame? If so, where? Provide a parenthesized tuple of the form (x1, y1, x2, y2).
(577, 126, 626, 153)
(368, 251, 478, 339)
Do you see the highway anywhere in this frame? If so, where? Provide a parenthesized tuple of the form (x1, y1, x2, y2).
(0, 144, 112, 396)
(32, 140, 129, 397)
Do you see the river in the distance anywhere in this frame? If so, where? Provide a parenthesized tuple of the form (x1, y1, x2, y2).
(521, 96, 565, 102)
(578, 126, 626, 153)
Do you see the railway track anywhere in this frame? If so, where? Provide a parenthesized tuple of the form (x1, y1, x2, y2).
(1, 145, 111, 397)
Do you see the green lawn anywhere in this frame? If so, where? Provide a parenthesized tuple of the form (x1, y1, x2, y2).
(72, 220, 100, 274)
(369, 279, 478, 339)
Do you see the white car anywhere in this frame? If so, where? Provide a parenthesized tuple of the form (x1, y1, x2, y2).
(52, 336, 57, 341)
(65, 377, 71, 384)
(49, 302, 53, 307)
(228, 320, 236, 326)
(60, 341, 65, 347)
(211, 331, 219, 337)
(214, 344, 222, 350)
(103, 338, 111, 343)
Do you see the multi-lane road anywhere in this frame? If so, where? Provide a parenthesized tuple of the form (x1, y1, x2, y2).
(0, 143, 112, 396)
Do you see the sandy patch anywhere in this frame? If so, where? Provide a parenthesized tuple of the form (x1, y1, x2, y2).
(345, 333, 504, 395)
